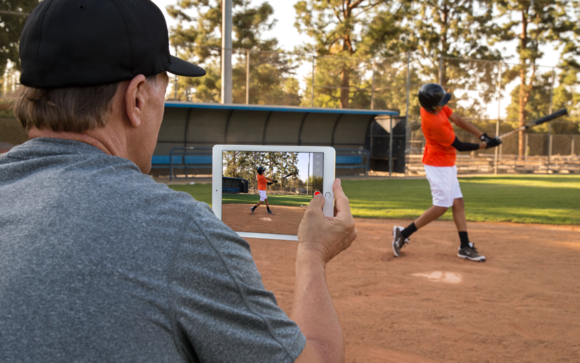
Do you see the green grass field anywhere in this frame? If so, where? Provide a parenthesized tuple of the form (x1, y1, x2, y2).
(169, 175, 580, 225)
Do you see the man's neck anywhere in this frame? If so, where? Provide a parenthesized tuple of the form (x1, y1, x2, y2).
(28, 128, 122, 157)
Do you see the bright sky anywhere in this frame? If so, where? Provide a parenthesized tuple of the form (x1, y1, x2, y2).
(296, 153, 310, 181)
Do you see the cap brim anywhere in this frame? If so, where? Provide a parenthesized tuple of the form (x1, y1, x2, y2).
(438, 92, 451, 106)
(167, 56, 206, 77)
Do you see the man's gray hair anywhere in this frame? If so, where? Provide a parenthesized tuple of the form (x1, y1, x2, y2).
(12, 75, 157, 133)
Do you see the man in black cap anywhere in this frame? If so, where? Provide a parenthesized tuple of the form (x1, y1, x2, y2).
(391, 83, 501, 262)
(0, 1, 357, 362)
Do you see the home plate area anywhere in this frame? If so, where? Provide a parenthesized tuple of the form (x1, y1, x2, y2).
(246, 218, 580, 362)
(222, 203, 307, 235)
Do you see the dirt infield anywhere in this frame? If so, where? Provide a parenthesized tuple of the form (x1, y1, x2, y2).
(222, 203, 306, 235)
(246, 219, 580, 362)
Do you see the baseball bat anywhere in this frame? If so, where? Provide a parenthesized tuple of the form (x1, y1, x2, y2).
(270, 173, 295, 184)
(498, 108, 568, 139)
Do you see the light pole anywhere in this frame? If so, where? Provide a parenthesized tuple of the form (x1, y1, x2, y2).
(221, 0, 232, 104)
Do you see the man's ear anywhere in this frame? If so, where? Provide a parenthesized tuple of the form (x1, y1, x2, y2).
(124, 74, 148, 128)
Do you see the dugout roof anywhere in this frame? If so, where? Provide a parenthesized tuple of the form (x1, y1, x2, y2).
(155, 102, 399, 155)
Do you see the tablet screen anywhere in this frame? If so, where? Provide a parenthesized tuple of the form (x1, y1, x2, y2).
(221, 151, 324, 236)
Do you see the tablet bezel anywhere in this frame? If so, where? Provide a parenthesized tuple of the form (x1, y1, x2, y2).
(212, 145, 336, 241)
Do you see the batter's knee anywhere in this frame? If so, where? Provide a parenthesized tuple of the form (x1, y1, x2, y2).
(453, 198, 465, 208)
(433, 205, 449, 215)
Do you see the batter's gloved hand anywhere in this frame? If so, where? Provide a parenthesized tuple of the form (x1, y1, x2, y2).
(479, 133, 493, 143)
(485, 136, 502, 149)
(273, 180, 278, 184)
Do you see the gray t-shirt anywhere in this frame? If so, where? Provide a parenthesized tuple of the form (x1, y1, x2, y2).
(0, 138, 305, 363)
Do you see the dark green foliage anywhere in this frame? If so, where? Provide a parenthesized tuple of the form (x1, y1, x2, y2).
(492, 0, 576, 154)
(166, 0, 300, 104)
(294, 0, 406, 109)
(0, 0, 39, 74)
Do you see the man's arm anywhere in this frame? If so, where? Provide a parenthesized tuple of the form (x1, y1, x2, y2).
(449, 113, 484, 138)
(293, 179, 357, 363)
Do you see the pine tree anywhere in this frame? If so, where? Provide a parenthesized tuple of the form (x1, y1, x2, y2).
(294, 0, 404, 109)
(166, 0, 300, 104)
(0, 0, 40, 96)
(0, 0, 39, 75)
(492, 0, 574, 155)
(401, 0, 501, 120)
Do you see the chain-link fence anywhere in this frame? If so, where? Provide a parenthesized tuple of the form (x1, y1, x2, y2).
(404, 55, 579, 175)
(2, 47, 579, 175)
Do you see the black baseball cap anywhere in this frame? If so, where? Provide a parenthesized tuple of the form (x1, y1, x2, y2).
(19, 0, 205, 88)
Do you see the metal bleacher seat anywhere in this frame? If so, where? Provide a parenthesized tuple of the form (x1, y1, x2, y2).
(335, 150, 370, 175)
(151, 148, 212, 180)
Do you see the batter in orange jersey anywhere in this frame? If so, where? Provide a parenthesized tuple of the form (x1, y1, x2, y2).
(390, 83, 501, 262)
(250, 166, 276, 215)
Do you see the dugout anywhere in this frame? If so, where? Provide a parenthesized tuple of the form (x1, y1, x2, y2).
(222, 177, 249, 194)
(152, 102, 402, 176)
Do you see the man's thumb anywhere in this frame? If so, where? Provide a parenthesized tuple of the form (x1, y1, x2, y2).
(307, 194, 325, 211)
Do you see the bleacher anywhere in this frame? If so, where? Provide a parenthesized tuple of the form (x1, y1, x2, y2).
(150, 147, 212, 180)
(407, 154, 580, 175)
(335, 149, 370, 175)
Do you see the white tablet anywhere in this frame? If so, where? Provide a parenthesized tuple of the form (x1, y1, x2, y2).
(212, 145, 336, 241)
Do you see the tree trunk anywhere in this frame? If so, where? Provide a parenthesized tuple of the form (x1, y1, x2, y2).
(519, 67, 526, 158)
(340, 66, 350, 109)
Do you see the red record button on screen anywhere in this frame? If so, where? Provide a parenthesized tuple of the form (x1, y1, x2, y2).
(314, 191, 321, 196)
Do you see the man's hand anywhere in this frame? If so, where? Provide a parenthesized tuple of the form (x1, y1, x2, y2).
(485, 137, 502, 149)
(297, 179, 357, 265)
(293, 178, 356, 363)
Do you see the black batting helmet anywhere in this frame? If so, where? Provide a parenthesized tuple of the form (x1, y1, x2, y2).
(418, 83, 451, 110)
(256, 166, 265, 174)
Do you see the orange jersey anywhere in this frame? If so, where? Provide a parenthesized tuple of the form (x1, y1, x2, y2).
(257, 174, 267, 191)
(421, 106, 456, 167)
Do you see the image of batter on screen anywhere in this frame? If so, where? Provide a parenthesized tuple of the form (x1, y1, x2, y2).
(391, 83, 502, 262)
(251, 166, 276, 215)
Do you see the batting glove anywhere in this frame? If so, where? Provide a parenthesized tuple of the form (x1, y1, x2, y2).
(485, 137, 502, 149)
(479, 133, 493, 143)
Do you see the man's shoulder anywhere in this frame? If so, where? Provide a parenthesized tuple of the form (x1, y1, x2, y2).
(97, 166, 201, 213)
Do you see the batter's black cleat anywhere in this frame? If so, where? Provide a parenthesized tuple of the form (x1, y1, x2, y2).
(267, 210, 275, 215)
(392, 226, 409, 257)
(250, 206, 255, 215)
(457, 243, 486, 262)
